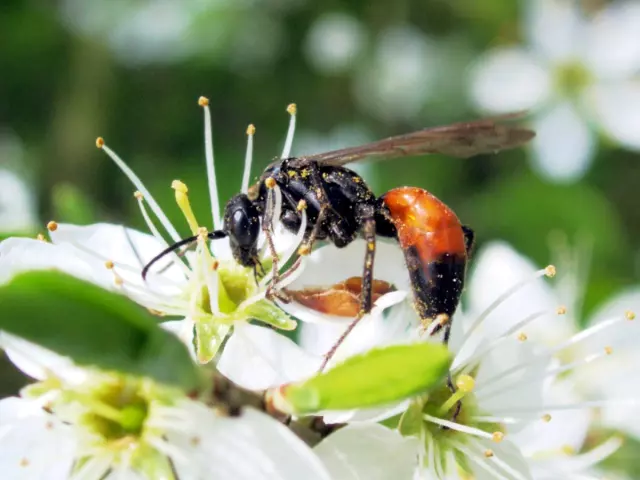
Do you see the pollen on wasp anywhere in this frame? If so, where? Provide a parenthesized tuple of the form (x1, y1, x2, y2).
(265, 177, 277, 189)
(198, 96, 210, 107)
(298, 244, 311, 256)
(46, 221, 58, 232)
(296, 199, 307, 211)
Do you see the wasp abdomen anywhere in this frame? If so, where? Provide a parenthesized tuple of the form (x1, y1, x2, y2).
(381, 187, 467, 326)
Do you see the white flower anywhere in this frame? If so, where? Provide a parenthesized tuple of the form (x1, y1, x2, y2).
(466, 241, 640, 444)
(0, 98, 307, 364)
(0, 333, 331, 480)
(224, 239, 624, 477)
(468, 0, 640, 182)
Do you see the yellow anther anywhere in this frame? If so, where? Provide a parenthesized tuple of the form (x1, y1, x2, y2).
(134, 190, 144, 200)
(517, 332, 528, 342)
(246, 124, 256, 135)
(545, 265, 556, 278)
(172, 180, 199, 235)
(298, 244, 311, 256)
(625, 310, 636, 321)
(296, 199, 307, 211)
(286, 103, 297, 115)
(36, 233, 46, 242)
(484, 449, 494, 458)
(95, 137, 105, 148)
(211, 259, 219, 271)
(46, 221, 58, 232)
(147, 308, 165, 317)
(492, 432, 504, 443)
(265, 177, 276, 189)
(542, 413, 552, 423)
(557, 305, 567, 315)
(604, 346, 613, 355)
(561, 445, 575, 455)
(45, 421, 54, 430)
(172, 180, 189, 194)
(190, 436, 201, 447)
(105, 260, 115, 270)
(197, 226, 209, 238)
(114, 275, 124, 287)
(20, 458, 29, 467)
(455, 374, 475, 393)
(198, 96, 210, 107)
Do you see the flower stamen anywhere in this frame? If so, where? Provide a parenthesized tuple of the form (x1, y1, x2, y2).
(199, 96, 222, 230)
(172, 180, 200, 235)
(242, 124, 255, 194)
(281, 103, 297, 159)
(97, 139, 181, 242)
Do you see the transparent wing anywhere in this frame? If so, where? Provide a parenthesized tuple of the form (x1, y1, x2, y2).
(290, 112, 534, 167)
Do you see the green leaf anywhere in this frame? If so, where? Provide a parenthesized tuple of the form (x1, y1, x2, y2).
(0, 271, 203, 391)
(277, 342, 452, 414)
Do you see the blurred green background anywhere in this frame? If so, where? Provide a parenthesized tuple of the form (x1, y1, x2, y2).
(1, 0, 638, 396)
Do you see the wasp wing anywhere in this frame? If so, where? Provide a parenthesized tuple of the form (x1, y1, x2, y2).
(292, 112, 535, 167)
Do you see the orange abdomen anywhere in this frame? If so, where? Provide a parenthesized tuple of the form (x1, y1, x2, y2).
(381, 187, 466, 264)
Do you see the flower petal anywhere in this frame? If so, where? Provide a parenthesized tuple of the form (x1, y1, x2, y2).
(50, 223, 186, 288)
(0, 237, 105, 287)
(169, 403, 331, 480)
(588, 81, 640, 150)
(0, 333, 87, 384)
(526, 0, 583, 62)
(511, 381, 589, 458)
(583, 1, 640, 79)
(463, 241, 572, 346)
(530, 103, 596, 182)
(314, 424, 419, 479)
(0, 397, 77, 480)
(468, 47, 551, 113)
(217, 323, 322, 390)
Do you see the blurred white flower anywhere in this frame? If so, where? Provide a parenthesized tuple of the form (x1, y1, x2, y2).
(59, 0, 285, 68)
(0, 133, 38, 233)
(0, 334, 331, 480)
(304, 13, 366, 74)
(0, 170, 38, 234)
(0, 99, 305, 364)
(354, 25, 438, 121)
(469, 0, 640, 182)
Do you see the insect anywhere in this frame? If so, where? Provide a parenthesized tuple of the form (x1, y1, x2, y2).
(142, 113, 535, 369)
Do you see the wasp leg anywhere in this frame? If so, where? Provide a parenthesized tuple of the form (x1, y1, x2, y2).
(262, 183, 282, 301)
(462, 225, 475, 257)
(319, 204, 376, 372)
(298, 161, 333, 254)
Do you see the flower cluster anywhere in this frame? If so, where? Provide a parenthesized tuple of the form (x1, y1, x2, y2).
(1, 98, 638, 479)
(469, 0, 640, 182)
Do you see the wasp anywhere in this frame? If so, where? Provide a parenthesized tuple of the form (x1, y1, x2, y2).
(143, 112, 534, 368)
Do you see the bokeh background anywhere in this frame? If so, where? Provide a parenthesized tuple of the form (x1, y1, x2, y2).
(1, 0, 639, 424)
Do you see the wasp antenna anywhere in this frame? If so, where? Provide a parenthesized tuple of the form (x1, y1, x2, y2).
(142, 234, 199, 281)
